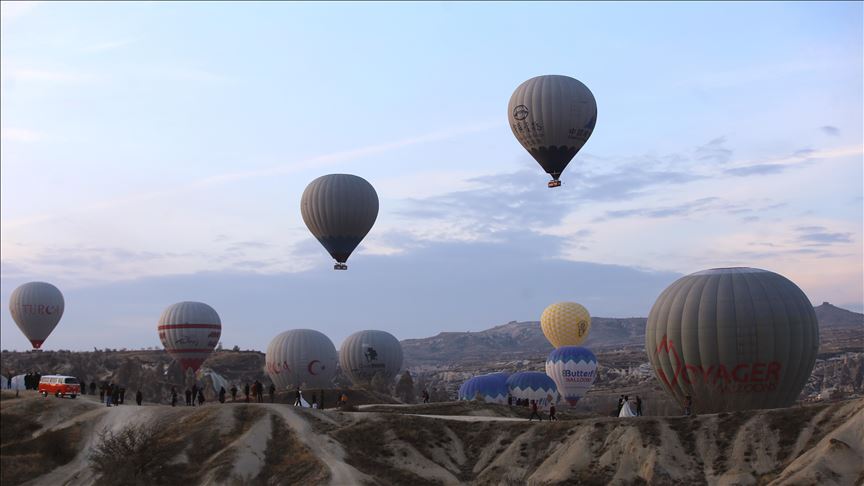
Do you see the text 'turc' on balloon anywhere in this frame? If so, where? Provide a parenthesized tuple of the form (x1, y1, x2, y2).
(9, 281, 65, 350)
(300, 174, 379, 270)
(508, 75, 597, 188)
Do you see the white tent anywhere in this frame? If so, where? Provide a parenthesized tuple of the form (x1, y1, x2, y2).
(619, 399, 637, 417)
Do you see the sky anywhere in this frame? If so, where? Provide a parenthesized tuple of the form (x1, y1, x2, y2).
(1, 1, 862, 352)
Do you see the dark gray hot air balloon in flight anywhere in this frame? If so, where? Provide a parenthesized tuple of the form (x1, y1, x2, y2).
(646, 267, 819, 414)
(300, 174, 379, 270)
(508, 75, 597, 188)
(9, 281, 65, 350)
(339, 330, 403, 385)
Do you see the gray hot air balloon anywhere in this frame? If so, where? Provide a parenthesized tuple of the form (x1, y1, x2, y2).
(646, 267, 819, 414)
(9, 282, 65, 350)
(339, 330, 403, 386)
(265, 329, 338, 389)
(158, 302, 222, 372)
(300, 174, 379, 270)
(508, 75, 597, 188)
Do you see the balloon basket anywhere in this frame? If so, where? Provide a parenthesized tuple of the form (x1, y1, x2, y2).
(333, 263, 348, 270)
(547, 180, 562, 188)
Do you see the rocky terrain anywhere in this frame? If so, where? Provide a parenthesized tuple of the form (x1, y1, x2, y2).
(1, 390, 862, 485)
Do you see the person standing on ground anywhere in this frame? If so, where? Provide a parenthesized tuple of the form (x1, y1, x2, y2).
(244, 382, 250, 403)
(113, 386, 121, 406)
(311, 395, 318, 409)
(171, 387, 178, 407)
(255, 380, 264, 403)
(293, 386, 302, 406)
(636, 396, 643, 416)
(185, 388, 192, 406)
(89, 382, 96, 395)
(197, 389, 205, 406)
(230, 384, 238, 402)
(191, 384, 199, 406)
(135, 389, 143, 406)
(268, 383, 276, 403)
(507, 394, 513, 406)
(683, 395, 693, 416)
(422, 389, 430, 404)
(529, 400, 543, 422)
(99, 383, 106, 402)
(549, 404, 558, 421)
(617, 395, 624, 415)
(341, 392, 348, 408)
(219, 386, 226, 404)
(105, 384, 113, 407)
(119, 387, 126, 405)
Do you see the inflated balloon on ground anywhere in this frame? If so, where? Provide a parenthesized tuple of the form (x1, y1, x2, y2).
(158, 301, 222, 372)
(540, 302, 591, 348)
(266, 329, 338, 389)
(545, 346, 597, 406)
(339, 330, 403, 385)
(9, 282, 65, 350)
(458, 372, 511, 404)
(506, 371, 559, 408)
(300, 174, 379, 270)
(508, 75, 597, 187)
(646, 267, 819, 413)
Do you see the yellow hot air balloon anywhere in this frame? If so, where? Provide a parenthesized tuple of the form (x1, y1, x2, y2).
(540, 302, 591, 348)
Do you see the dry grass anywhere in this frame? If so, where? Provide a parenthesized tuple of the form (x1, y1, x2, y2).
(255, 414, 329, 484)
(0, 423, 84, 486)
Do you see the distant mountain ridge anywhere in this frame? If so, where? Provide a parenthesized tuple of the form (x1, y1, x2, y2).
(402, 303, 863, 367)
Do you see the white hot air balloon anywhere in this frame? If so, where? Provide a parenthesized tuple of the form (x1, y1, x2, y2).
(9, 282, 65, 350)
(157, 302, 222, 372)
(339, 330, 403, 385)
(266, 329, 338, 389)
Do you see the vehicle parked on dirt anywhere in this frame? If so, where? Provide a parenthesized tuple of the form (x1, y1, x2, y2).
(38, 375, 80, 399)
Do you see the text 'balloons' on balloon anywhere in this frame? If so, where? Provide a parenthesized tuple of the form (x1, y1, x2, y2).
(545, 346, 597, 407)
(506, 371, 559, 409)
(339, 330, 403, 386)
(9, 282, 65, 350)
(646, 267, 820, 414)
(540, 302, 591, 348)
(266, 329, 338, 390)
(508, 75, 597, 188)
(458, 372, 511, 404)
(300, 174, 379, 270)
(157, 301, 222, 373)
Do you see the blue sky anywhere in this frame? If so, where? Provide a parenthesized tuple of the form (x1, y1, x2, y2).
(1, 1, 861, 351)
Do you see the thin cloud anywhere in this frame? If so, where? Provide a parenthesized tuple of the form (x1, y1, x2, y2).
(0, 127, 42, 142)
(5, 67, 94, 84)
(820, 126, 840, 136)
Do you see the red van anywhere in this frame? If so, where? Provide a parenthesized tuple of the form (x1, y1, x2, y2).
(38, 375, 80, 399)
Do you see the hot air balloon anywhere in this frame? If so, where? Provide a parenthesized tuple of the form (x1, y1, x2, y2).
(458, 372, 511, 404)
(506, 372, 559, 408)
(266, 329, 338, 389)
(540, 302, 591, 348)
(9, 282, 65, 350)
(339, 330, 403, 385)
(508, 75, 597, 188)
(300, 174, 379, 270)
(545, 346, 597, 406)
(646, 267, 819, 414)
(157, 302, 222, 372)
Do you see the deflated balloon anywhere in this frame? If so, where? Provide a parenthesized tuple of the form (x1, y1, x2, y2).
(458, 372, 511, 404)
(646, 267, 819, 413)
(339, 330, 403, 385)
(158, 302, 222, 372)
(266, 329, 337, 389)
(540, 302, 591, 348)
(545, 346, 597, 406)
(9, 282, 65, 349)
(508, 75, 597, 184)
(300, 174, 379, 267)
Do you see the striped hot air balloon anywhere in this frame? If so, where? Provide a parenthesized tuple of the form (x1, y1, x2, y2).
(157, 302, 221, 372)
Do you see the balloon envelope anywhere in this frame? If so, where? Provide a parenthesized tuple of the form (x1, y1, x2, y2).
(506, 371, 559, 408)
(540, 302, 591, 348)
(646, 267, 819, 413)
(339, 330, 403, 385)
(545, 346, 597, 406)
(9, 282, 65, 349)
(458, 372, 511, 404)
(158, 302, 222, 372)
(508, 75, 597, 182)
(266, 329, 338, 389)
(300, 174, 379, 265)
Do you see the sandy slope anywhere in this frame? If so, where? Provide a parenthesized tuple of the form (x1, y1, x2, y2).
(2, 391, 862, 485)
